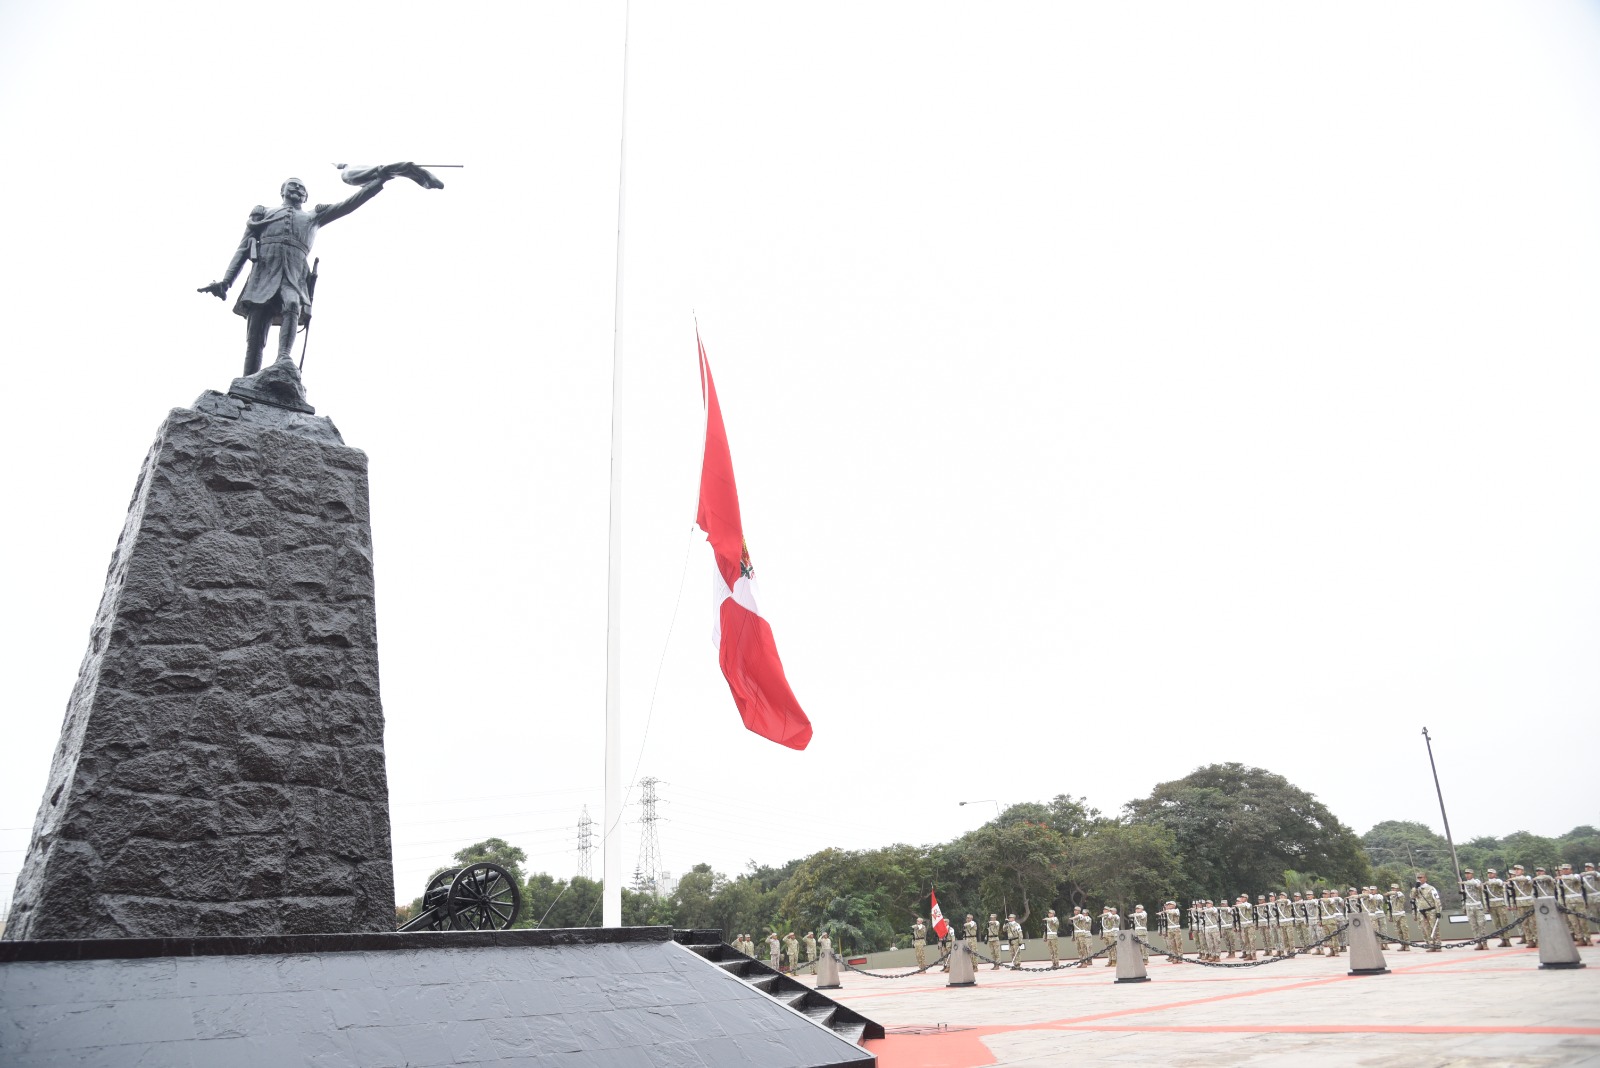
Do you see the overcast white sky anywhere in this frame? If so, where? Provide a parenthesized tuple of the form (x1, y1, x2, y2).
(2, 2, 1597, 913)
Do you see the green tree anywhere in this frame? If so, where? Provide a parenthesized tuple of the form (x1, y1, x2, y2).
(1125, 763, 1369, 899)
(1063, 822, 1183, 913)
(971, 819, 1066, 925)
(442, 837, 529, 883)
(1558, 826, 1600, 870)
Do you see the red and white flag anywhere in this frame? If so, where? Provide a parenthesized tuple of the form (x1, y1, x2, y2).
(694, 333, 813, 750)
(930, 889, 949, 939)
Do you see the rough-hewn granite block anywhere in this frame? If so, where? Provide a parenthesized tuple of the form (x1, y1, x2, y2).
(4, 388, 393, 939)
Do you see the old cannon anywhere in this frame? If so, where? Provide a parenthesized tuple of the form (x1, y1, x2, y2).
(398, 861, 523, 932)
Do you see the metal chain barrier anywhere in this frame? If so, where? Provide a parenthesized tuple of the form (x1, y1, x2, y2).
(972, 940, 1114, 971)
(1139, 921, 1351, 969)
(832, 946, 953, 979)
(1556, 902, 1600, 924)
(1379, 911, 1530, 950)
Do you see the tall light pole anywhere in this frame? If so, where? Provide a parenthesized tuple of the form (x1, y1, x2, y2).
(1421, 727, 1463, 897)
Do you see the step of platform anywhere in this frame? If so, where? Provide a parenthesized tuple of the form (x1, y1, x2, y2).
(675, 929, 886, 1048)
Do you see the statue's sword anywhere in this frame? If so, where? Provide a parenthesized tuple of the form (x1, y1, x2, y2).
(298, 257, 320, 372)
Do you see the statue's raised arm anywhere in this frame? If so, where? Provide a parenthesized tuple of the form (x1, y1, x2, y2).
(197, 165, 442, 379)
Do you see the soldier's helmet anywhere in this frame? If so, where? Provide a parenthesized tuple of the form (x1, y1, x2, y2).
(1463, 869, 1474, 876)
(1560, 863, 1572, 870)
(1535, 866, 1547, 873)
(1586, 863, 1596, 869)
(1513, 864, 1525, 872)
(1047, 909, 1056, 915)
(1390, 883, 1400, 889)
(1487, 869, 1497, 875)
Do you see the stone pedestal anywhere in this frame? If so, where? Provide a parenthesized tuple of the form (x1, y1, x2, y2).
(816, 946, 842, 989)
(946, 939, 976, 987)
(1534, 898, 1585, 969)
(4, 380, 393, 939)
(1114, 930, 1149, 982)
(1345, 912, 1390, 976)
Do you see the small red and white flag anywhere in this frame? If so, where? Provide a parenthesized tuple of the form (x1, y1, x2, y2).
(930, 889, 949, 939)
(694, 333, 813, 750)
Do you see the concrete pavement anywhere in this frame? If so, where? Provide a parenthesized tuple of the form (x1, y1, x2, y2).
(804, 942, 1600, 1066)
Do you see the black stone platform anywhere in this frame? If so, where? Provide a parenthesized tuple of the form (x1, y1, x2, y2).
(0, 925, 875, 1067)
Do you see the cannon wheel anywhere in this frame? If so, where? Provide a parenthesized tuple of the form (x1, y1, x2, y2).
(422, 868, 463, 930)
(446, 862, 522, 930)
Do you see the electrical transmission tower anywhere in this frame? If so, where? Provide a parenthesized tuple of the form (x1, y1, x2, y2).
(634, 777, 665, 896)
(576, 805, 595, 879)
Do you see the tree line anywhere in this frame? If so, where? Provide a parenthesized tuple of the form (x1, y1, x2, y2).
(397, 763, 1597, 953)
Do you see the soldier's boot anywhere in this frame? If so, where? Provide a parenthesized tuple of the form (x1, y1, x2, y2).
(1474, 941, 1488, 951)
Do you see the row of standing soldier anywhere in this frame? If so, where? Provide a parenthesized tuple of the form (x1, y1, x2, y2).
(899, 862, 1598, 969)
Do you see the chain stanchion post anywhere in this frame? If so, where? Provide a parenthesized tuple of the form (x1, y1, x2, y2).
(816, 947, 842, 989)
(1345, 911, 1390, 976)
(1535, 899, 1585, 970)
(1114, 929, 1150, 983)
(947, 939, 977, 987)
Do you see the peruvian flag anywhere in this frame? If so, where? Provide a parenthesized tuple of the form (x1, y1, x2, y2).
(695, 334, 813, 750)
(930, 889, 949, 939)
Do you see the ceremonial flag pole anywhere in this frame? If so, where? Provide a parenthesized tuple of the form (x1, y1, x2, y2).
(602, 0, 633, 929)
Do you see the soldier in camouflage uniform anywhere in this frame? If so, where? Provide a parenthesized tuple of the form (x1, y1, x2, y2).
(1101, 905, 1121, 966)
(964, 914, 980, 969)
(1199, 900, 1220, 961)
(1044, 909, 1061, 967)
(1235, 895, 1256, 960)
(1072, 906, 1094, 966)
(1319, 890, 1341, 956)
(1509, 865, 1537, 946)
(1387, 884, 1411, 950)
(987, 914, 1002, 969)
(804, 931, 817, 972)
(1460, 869, 1488, 949)
(767, 932, 782, 970)
(1005, 914, 1025, 968)
(1273, 895, 1299, 952)
(1164, 901, 1185, 962)
(1483, 869, 1513, 946)
(784, 931, 801, 971)
(1412, 875, 1443, 952)
(1558, 864, 1590, 946)
(1255, 894, 1275, 957)
(1131, 905, 1150, 963)
(1581, 863, 1600, 943)
(911, 918, 928, 969)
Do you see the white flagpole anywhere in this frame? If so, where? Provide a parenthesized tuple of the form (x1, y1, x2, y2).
(602, 0, 633, 929)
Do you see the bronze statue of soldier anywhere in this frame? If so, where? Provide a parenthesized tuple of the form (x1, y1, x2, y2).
(199, 163, 443, 377)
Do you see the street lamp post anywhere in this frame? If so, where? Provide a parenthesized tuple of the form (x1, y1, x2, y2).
(1421, 727, 1463, 898)
(959, 799, 1002, 819)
